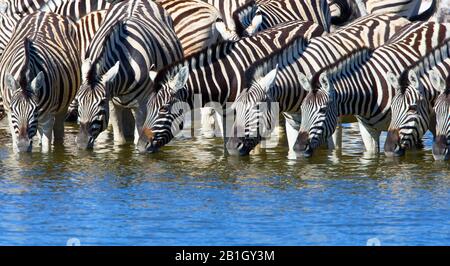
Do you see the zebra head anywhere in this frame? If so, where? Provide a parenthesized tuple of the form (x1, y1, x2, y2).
(385, 70, 428, 157)
(136, 66, 190, 154)
(5, 70, 44, 153)
(76, 59, 120, 149)
(295, 72, 338, 158)
(431, 72, 450, 161)
(226, 66, 279, 156)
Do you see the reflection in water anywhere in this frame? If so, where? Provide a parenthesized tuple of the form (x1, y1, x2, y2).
(0, 120, 449, 245)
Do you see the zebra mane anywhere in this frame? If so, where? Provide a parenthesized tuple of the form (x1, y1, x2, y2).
(243, 37, 308, 87)
(397, 38, 450, 93)
(233, 0, 257, 37)
(153, 41, 237, 88)
(18, 38, 33, 94)
(86, 20, 126, 85)
(310, 47, 374, 91)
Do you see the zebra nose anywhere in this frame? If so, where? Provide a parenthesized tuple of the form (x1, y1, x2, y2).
(385, 129, 401, 156)
(294, 131, 309, 152)
(433, 135, 449, 160)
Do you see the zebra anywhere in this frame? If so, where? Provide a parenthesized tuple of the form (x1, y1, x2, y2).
(156, 0, 236, 56)
(41, 0, 111, 19)
(225, 13, 410, 156)
(295, 21, 450, 158)
(383, 42, 450, 157)
(64, 9, 108, 122)
(0, 11, 81, 153)
(135, 20, 324, 153)
(430, 69, 450, 160)
(75, 0, 183, 149)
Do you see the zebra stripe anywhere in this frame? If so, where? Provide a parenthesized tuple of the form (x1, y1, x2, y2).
(0, 11, 81, 153)
(41, 0, 111, 20)
(296, 21, 450, 157)
(384, 42, 450, 156)
(136, 20, 324, 153)
(75, 0, 183, 149)
(256, 0, 332, 33)
(226, 13, 409, 155)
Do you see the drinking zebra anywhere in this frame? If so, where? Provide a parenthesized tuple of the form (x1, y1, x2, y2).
(431, 70, 450, 160)
(0, 11, 81, 153)
(75, 0, 183, 149)
(295, 21, 450, 157)
(136, 20, 324, 153)
(383, 43, 450, 157)
(226, 14, 410, 156)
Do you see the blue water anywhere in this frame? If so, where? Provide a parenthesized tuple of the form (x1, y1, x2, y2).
(0, 122, 449, 246)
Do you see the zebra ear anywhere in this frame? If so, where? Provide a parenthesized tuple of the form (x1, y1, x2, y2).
(319, 72, 331, 93)
(0, 2, 7, 14)
(430, 69, 446, 93)
(5, 73, 17, 92)
(408, 70, 419, 90)
(298, 72, 311, 92)
(246, 12, 262, 36)
(260, 65, 278, 93)
(30, 72, 44, 94)
(102, 61, 120, 83)
(386, 71, 400, 91)
(215, 21, 235, 41)
(81, 59, 92, 80)
(149, 65, 157, 82)
(171, 66, 189, 93)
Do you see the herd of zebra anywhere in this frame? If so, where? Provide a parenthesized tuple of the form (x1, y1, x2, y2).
(0, 0, 449, 161)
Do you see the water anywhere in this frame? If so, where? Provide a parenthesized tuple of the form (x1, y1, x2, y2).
(0, 121, 449, 246)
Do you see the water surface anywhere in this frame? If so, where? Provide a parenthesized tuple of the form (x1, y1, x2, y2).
(0, 121, 449, 246)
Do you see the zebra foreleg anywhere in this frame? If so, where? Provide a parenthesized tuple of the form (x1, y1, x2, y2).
(284, 114, 301, 153)
(131, 106, 146, 145)
(53, 112, 66, 145)
(109, 102, 127, 145)
(358, 120, 380, 155)
(200, 107, 216, 138)
(38, 114, 55, 153)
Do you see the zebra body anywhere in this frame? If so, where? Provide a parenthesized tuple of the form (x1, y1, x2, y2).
(76, 0, 183, 149)
(226, 14, 410, 155)
(156, 0, 232, 56)
(295, 21, 450, 157)
(256, 0, 332, 33)
(384, 42, 450, 157)
(0, 11, 81, 152)
(430, 67, 450, 160)
(41, 0, 111, 19)
(136, 20, 324, 153)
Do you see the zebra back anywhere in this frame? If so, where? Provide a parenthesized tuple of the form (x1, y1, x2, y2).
(0, 11, 81, 115)
(156, 0, 225, 56)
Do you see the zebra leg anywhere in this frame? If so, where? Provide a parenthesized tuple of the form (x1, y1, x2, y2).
(7, 112, 19, 152)
(131, 106, 145, 145)
(53, 112, 66, 145)
(358, 120, 380, 154)
(38, 114, 55, 153)
(200, 107, 216, 138)
(284, 113, 301, 152)
(328, 118, 343, 150)
(109, 102, 127, 145)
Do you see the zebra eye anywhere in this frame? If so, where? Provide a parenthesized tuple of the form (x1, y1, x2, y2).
(160, 105, 170, 113)
(408, 104, 417, 113)
(319, 106, 327, 113)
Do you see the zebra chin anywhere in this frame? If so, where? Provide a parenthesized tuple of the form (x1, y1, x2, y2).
(432, 135, 449, 161)
(76, 134, 95, 150)
(294, 131, 316, 158)
(385, 130, 407, 157)
(225, 138, 256, 156)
